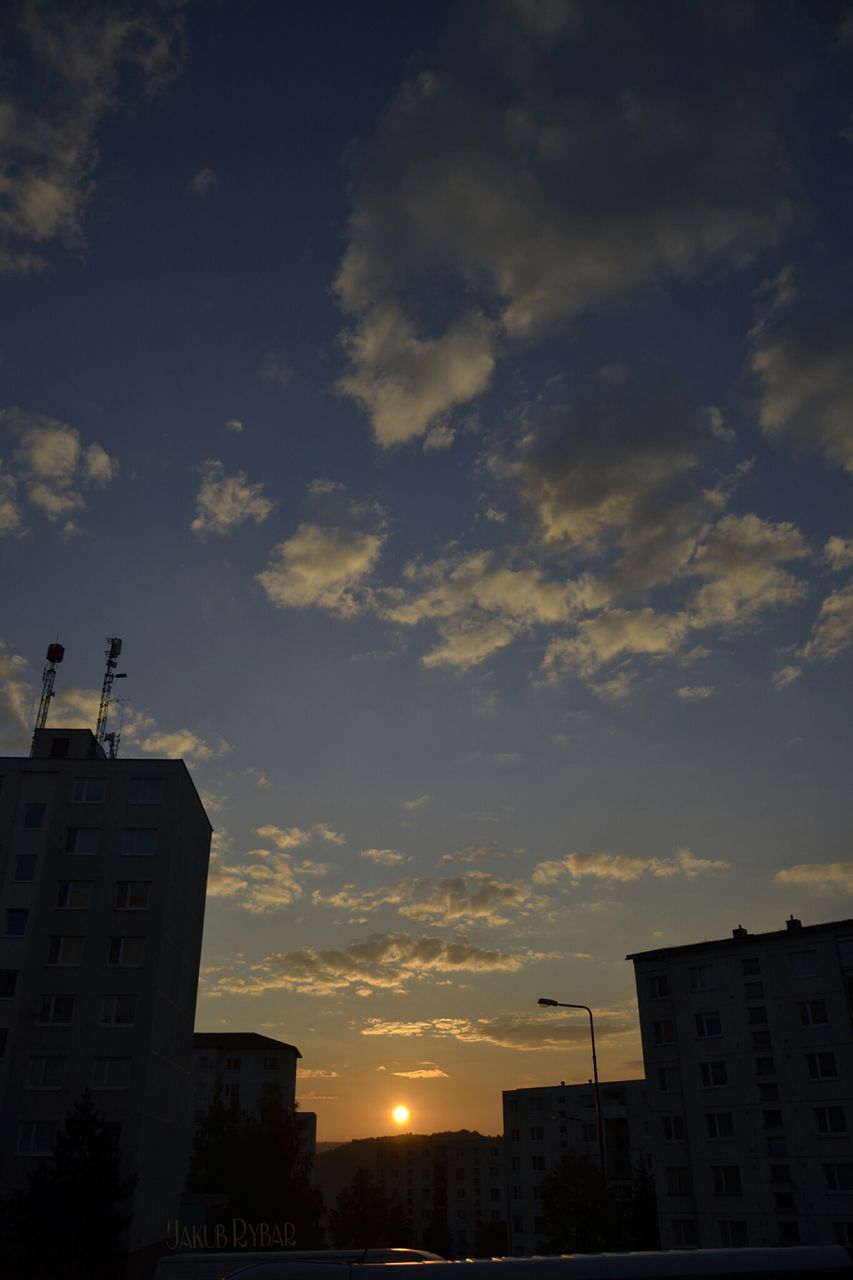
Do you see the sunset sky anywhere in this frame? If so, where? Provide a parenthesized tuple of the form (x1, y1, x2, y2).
(2, 0, 853, 1141)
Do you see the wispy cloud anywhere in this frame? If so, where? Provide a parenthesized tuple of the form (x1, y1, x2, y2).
(187, 167, 218, 197)
(774, 862, 853, 893)
(360, 1008, 637, 1050)
(0, 409, 117, 533)
(191, 459, 273, 537)
(313, 872, 539, 927)
(256, 823, 344, 849)
(533, 847, 730, 885)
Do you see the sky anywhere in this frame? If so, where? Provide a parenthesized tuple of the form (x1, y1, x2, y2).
(1, 0, 853, 1143)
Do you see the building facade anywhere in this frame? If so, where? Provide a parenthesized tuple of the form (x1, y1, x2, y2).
(629, 917, 853, 1250)
(502, 1079, 651, 1255)
(191, 1031, 300, 1123)
(0, 727, 212, 1252)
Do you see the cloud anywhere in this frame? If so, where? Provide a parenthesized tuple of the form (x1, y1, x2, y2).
(335, 4, 796, 436)
(533, 847, 729, 885)
(225, 419, 244, 433)
(313, 872, 538, 927)
(751, 310, 853, 472)
(336, 303, 496, 446)
(676, 685, 715, 701)
(256, 823, 345, 849)
(774, 862, 853, 893)
(773, 664, 802, 691)
(298, 1069, 341, 1079)
(0, 409, 117, 530)
(441, 843, 499, 864)
(205, 845, 327, 914)
(138, 729, 229, 761)
(187, 167, 218, 197)
(360, 1008, 636, 1051)
(686, 514, 809, 628)
(257, 522, 384, 616)
(543, 609, 691, 683)
(391, 1068, 448, 1079)
(0, 2, 184, 273)
(259, 354, 293, 386)
(799, 583, 853, 663)
(208, 932, 545, 997)
(824, 537, 853, 572)
(360, 848, 410, 866)
(190, 459, 274, 537)
(403, 795, 431, 810)
(0, 641, 32, 750)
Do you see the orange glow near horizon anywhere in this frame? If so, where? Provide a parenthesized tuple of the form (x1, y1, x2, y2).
(392, 1104, 410, 1126)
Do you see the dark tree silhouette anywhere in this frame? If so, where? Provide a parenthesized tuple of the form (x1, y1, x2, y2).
(0, 1090, 136, 1280)
(474, 1217, 508, 1256)
(624, 1158, 659, 1251)
(539, 1151, 614, 1254)
(328, 1166, 409, 1248)
(188, 1083, 324, 1246)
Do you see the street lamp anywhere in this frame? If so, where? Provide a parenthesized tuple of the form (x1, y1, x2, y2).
(537, 997, 606, 1180)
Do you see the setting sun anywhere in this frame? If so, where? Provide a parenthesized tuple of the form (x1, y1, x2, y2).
(392, 1105, 410, 1126)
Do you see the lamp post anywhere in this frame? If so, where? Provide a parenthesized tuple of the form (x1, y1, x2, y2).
(537, 997, 606, 1181)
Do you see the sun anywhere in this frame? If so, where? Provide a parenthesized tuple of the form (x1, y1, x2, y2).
(392, 1104, 410, 1126)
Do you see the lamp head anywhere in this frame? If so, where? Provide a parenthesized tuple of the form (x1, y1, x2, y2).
(538, 997, 558, 1007)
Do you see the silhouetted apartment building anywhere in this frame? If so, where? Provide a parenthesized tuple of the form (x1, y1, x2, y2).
(0, 728, 212, 1255)
(502, 1079, 651, 1255)
(191, 1030, 315, 1164)
(629, 916, 853, 1250)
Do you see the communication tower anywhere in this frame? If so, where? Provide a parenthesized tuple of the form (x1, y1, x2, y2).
(95, 636, 126, 748)
(30, 641, 65, 755)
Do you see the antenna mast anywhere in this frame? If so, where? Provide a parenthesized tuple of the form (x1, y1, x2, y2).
(31, 642, 65, 755)
(103, 697, 128, 760)
(95, 637, 126, 749)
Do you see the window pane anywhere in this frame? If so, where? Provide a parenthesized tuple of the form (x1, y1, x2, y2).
(128, 778, 163, 805)
(72, 779, 106, 804)
(23, 803, 46, 829)
(0, 970, 17, 998)
(5, 908, 28, 936)
(14, 855, 37, 882)
(121, 828, 158, 855)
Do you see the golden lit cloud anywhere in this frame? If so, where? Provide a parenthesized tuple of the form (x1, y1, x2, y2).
(533, 847, 729, 885)
(774, 862, 853, 893)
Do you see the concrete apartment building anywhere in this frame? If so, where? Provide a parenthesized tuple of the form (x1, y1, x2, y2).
(629, 916, 853, 1251)
(316, 1131, 505, 1256)
(0, 727, 212, 1254)
(502, 1079, 651, 1255)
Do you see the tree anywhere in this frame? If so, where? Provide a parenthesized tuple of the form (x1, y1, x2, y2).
(187, 1085, 325, 1246)
(0, 1090, 136, 1280)
(328, 1167, 409, 1248)
(538, 1151, 614, 1254)
(623, 1158, 659, 1251)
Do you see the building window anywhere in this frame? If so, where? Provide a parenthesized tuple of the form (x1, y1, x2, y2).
(225, 1083, 240, 1105)
(670, 1219, 697, 1247)
(824, 1164, 853, 1193)
(531, 1156, 545, 1171)
(774, 1191, 795, 1211)
(38, 995, 74, 1025)
(72, 779, 105, 804)
(754, 1056, 776, 1077)
(115, 881, 150, 909)
(91, 1057, 131, 1089)
(662, 1116, 685, 1141)
(263, 1056, 279, 1070)
(0, 970, 17, 998)
(0, 1029, 6, 1058)
(712, 1166, 742, 1196)
(816, 1107, 848, 1135)
(5, 908, 28, 935)
(808, 1051, 838, 1080)
(665, 1167, 691, 1196)
(108, 936, 144, 966)
(26, 1056, 65, 1089)
(789, 949, 818, 978)
(747, 1006, 767, 1025)
(800, 999, 829, 1026)
(769, 1165, 791, 1184)
(23, 803, 47, 829)
(718, 1221, 748, 1247)
(14, 855, 37, 882)
(47, 936, 84, 966)
(56, 881, 91, 909)
(695, 1012, 722, 1038)
(49, 737, 69, 759)
(701, 1061, 727, 1088)
(648, 974, 669, 998)
(689, 964, 714, 991)
(653, 1019, 674, 1045)
(744, 981, 764, 999)
(64, 827, 99, 854)
(128, 778, 163, 805)
(766, 1137, 787, 1156)
(834, 1224, 853, 1246)
(778, 1221, 800, 1244)
(658, 1067, 680, 1093)
(529, 1127, 544, 1140)
(121, 828, 158, 856)
(226, 1057, 242, 1071)
(100, 994, 136, 1026)
(583, 1124, 597, 1141)
(741, 957, 760, 975)
(17, 1121, 55, 1155)
(759, 1082, 780, 1101)
(509, 1128, 520, 1142)
(706, 1112, 734, 1139)
(751, 1030, 772, 1051)
(762, 1110, 784, 1130)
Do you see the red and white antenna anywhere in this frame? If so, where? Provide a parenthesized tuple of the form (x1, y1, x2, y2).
(31, 641, 65, 755)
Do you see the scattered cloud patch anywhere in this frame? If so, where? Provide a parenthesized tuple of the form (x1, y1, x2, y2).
(225, 418, 244, 433)
(313, 872, 538, 927)
(259, 354, 294, 386)
(676, 685, 715, 701)
(799, 584, 853, 663)
(0, 409, 117, 532)
(360, 848, 410, 866)
(774, 862, 853, 893)
(187, 167, 218, 197)
(139, 729, 229, 761)
(360, 1008, 636, 1050)
(391, 1067, 448, 1079)
(257, 522, 384, 616)
(773, 665, 802, 692)
(533, 847, 729, 885)
(256, 823, 345, 849)
(191, 459, 273, 537)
